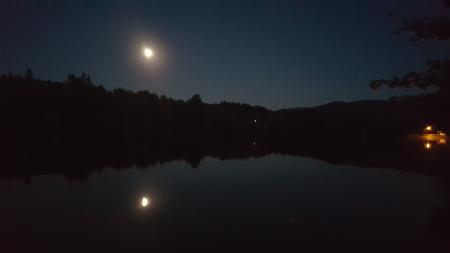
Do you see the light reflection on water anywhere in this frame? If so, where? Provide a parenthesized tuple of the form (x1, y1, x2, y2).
(408, 129, 447, 150)
(422, 134, 447, 150)
(0, 155, 448, 252)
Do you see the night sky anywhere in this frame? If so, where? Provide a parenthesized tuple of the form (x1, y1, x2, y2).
(1, 0, 449, 109)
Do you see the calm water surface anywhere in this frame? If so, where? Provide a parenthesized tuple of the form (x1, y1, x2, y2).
(1, 155, 448, 252)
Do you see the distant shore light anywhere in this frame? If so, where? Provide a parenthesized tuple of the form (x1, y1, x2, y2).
(425, 125, 433, 132)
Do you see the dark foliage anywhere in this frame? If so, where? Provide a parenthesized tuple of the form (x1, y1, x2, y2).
(371, 58, 450, 93)
(398, 14, 450, 41)
(370, 0, 450, 94)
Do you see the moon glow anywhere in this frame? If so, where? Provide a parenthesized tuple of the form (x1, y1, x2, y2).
(143, 47, 154, 58)
(141, 196, 150, 207)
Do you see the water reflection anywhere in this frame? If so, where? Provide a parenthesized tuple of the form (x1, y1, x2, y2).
(421, 125, 447, 150)
(3, 128, 450, 181)
(1, 156, 448, 253)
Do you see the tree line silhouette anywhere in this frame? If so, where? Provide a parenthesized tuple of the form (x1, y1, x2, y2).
(0, 70, 449, 180)
(371, 0, 450, 95)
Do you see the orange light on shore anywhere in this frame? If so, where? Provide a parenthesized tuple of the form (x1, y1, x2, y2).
(420, 125, 447, 148)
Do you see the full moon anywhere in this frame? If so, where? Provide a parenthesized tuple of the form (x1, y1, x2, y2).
(143, 47, 154, 58)
(141, 196, 150, 207)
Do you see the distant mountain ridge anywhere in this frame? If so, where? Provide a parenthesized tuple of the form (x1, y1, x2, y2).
(1, 72, 449, 179)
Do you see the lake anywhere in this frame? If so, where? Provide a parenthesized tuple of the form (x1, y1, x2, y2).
(1, 154, 449, 252)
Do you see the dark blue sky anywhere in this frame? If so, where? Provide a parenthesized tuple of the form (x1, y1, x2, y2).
(1, 0, 449, 109)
